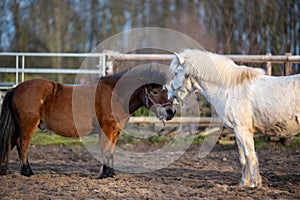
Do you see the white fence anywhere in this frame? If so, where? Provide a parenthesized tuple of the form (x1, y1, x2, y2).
(1, 52, 300, 90)
(0, 52, 106, 89)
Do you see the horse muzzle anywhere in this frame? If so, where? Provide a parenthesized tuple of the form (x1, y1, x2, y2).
(151, 104, 176, 121)
(164, 106, 176, 121)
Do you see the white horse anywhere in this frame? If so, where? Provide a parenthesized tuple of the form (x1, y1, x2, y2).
(168, 49, 300, 187)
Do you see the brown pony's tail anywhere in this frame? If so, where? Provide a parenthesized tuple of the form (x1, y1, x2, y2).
(0, 90, 16, 175)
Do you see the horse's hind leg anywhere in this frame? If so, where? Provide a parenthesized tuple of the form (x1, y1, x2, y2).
(0, 131, 17, 175)
(17, 120, 39, 177)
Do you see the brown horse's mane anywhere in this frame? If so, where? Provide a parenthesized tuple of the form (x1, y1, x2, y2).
(98, 65, 169, 86)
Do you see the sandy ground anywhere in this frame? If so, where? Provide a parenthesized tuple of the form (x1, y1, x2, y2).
(0, 143, 299, 199)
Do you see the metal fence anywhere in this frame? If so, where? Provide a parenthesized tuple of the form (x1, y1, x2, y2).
(0, 52, 107, 89)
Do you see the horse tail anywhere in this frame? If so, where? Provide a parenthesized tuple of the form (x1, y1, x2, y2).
(0, 90, 17, 171)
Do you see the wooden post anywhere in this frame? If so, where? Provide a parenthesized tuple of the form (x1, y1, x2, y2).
(284, 52, 292, 76)
(103, 50, 115, 75)
(282, 52, 292, 146)
(106, 58, 114, 75)
(266, 53, 272, 75)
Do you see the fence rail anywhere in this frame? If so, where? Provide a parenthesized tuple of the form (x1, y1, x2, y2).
(129, 116, 221, 126)
(110, 53, 300, 63)
(0, 52, 106, 88)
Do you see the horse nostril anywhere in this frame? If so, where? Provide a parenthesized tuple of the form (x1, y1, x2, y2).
(166, 108, 176, 120)
(167, 109, 174, 115)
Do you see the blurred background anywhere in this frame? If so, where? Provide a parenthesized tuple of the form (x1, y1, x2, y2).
(0, 0, 299, 54)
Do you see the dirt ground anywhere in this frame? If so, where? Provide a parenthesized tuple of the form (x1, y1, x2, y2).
(0, 143, 299, 199)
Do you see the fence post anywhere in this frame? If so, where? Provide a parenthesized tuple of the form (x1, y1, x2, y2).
(103, 50, 116, 75)
(106, 53, 114, 75)
(266, 53, 272, 75)
(284, 52, 292, 76)
(21, 55, 25, 82)
(15, 55, 19, 85)
(281, 52, 292, 146)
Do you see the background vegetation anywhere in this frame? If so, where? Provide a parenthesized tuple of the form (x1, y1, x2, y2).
(1, 0, 299, 55)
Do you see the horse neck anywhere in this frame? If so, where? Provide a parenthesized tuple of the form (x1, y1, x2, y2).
(128, 86, 144, 114)
(101, 76, 144, 115)
(196, 80, 225, 105)
(193, 77, 229, 119)
(184, 50, 262, 88)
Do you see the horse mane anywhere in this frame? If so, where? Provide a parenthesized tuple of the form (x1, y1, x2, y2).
(179, 49, 264, 87)
(100, 64, 169, 86)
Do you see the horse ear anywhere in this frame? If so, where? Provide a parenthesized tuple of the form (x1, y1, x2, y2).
(174, 52, 185, 64)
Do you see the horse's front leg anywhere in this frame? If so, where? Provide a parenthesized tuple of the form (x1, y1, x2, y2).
(98, 131, 118, 179)
(98, 155, 115, 179)
(235, 134, 250, 186)
(234, 127, 262, 187)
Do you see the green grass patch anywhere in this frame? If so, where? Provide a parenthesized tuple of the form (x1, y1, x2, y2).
(31, 129, 300, 150)
(31, 130, 99, 147)
(254, 135, 300, 149)
(254, 136, 270, 148)
(292, 137, 300, 146)
(31, 130, 83, 146)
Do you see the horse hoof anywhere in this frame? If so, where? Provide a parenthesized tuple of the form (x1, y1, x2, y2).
(250, 181, 262, 188)
(21, 170, 34, 177)
(98, 165, 115, 179)
(98, 173, 114, 179)
(98, 175, 114, 179)
(98, 173, 106, 179)
(21, 166, 34, 177)
(239, 180, 250, 187)
(98, 171, 114, 179)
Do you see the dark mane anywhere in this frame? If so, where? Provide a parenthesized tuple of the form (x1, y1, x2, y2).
(100, 64, 169, 86)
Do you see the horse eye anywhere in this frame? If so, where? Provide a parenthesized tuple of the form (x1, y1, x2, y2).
(151, 91, 159, 95)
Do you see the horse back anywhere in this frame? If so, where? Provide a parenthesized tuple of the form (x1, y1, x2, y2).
(252, 75, 300, 136)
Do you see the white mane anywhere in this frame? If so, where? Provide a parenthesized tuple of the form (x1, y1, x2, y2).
(178, 49, 265, 87)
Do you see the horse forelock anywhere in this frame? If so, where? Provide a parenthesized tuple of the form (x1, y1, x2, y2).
(179, 49, 264, 87)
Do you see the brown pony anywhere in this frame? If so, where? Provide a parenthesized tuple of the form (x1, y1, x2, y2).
(0, 67, 175, 178)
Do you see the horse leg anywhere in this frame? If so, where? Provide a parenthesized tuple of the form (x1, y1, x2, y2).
(108, 142, 117, 176)
(98, 131, 118, 179)
(235, 135, 250, 186)
(0, 131, 20, 175)
(99, 152, 115, 179)
(235, 127, 262, 187)
(0, 131, 18, 176)
(17, 120, 39, 177)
